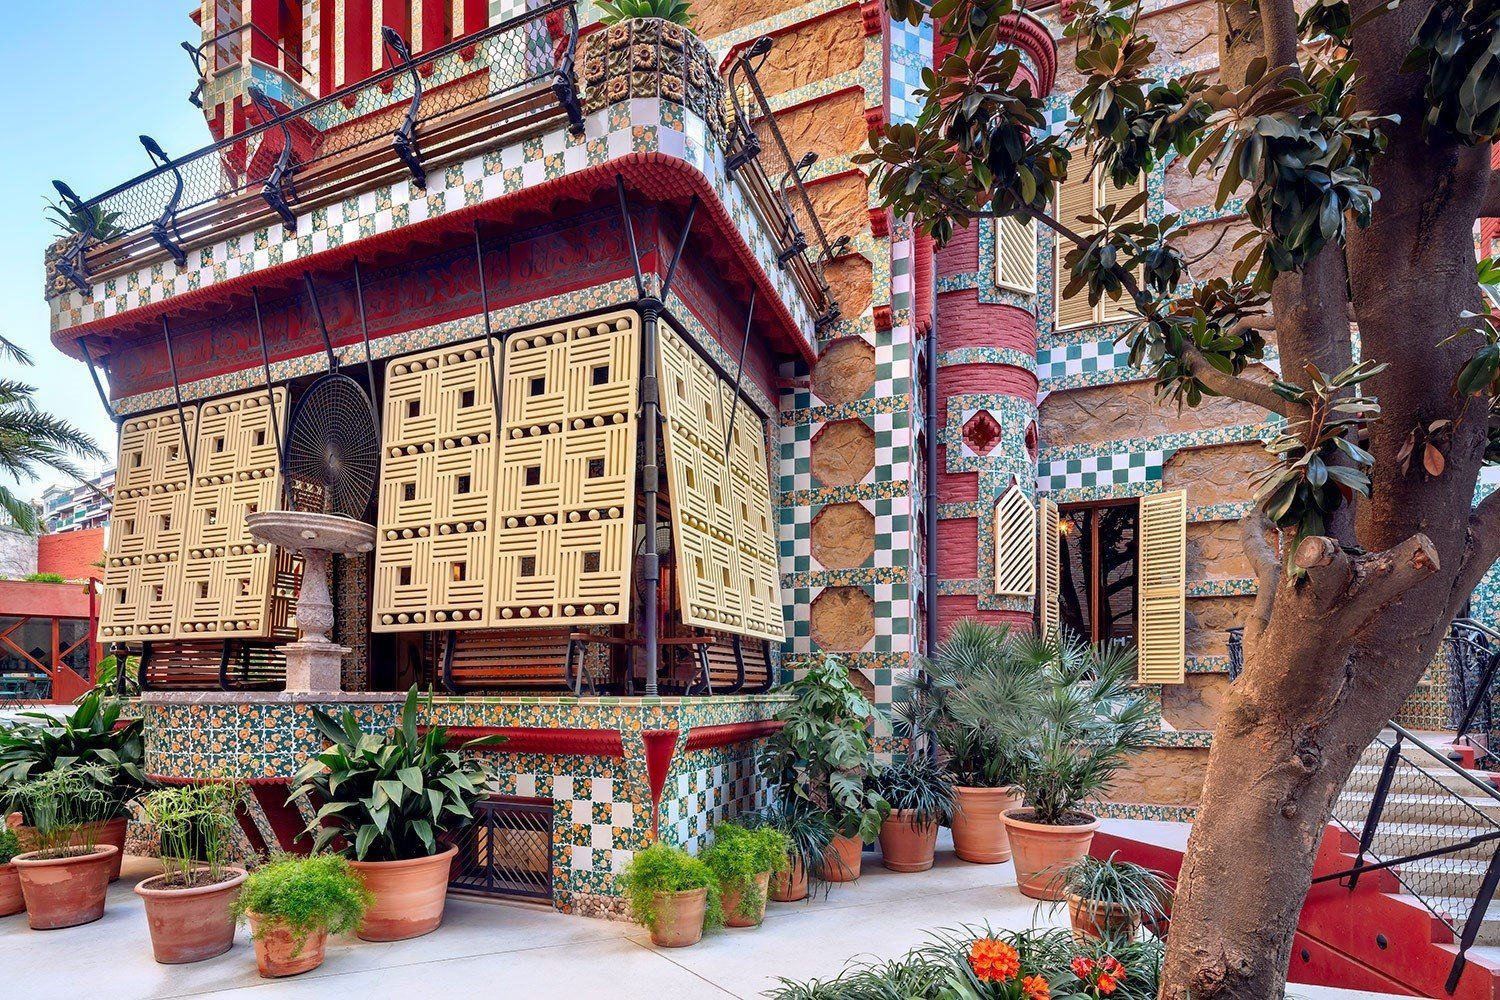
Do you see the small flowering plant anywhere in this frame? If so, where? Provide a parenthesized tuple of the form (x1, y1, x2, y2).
(1068, 954, 1131, 998)
(943, 936, 1054, 1000)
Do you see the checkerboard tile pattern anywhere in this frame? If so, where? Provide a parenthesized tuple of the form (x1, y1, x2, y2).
(1036, 449, 1167, 492)
(660, 746, 768, 854)
(889, 18, 932, 125)
(1038, 337, 1135, 382)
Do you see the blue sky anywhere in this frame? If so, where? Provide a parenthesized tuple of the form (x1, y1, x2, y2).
(1, 2, 211, 500)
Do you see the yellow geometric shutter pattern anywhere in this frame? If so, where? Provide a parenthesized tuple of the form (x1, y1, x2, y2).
(1037, 497, 1061, 641)
(993, 484, 1036, 599)
(657, 323, 784, 642)
(1054, 157, 1146, 330)
(1137, 489, 1187, 684)
(995, 216, 1038, 294)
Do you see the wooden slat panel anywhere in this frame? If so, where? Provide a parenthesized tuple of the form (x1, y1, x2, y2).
(993, 484, 1037, 599)
(996, 215, 1037, 294)
(1054, 164, 1097, 331)
(1137, 490, 1187, 684)
(1038, 497, 1060, 641)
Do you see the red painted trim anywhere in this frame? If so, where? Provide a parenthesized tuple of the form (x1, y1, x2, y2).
(431, 725, 626, 757)
(996, 13, 1057, 98)
(641, 728, 680, 839)
(681, 719, 782, 752)
(248, 782, 312, 854)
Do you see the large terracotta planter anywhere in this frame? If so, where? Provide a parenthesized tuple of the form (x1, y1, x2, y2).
(949, 786, 1022, 864)
(648, 887, 707, 947)
(821, 833, 863, 883)
(248, 911, 328, 978)
(879, 810, 939, 873)
(722, 870, 771, 927)
(1002, 809, 1101, 900)
(135, 867, 247, 963)
(349, 845, 456, 941)
(13, 844, 118, 929)
(1067, 893, 1141, 943)
(0, 863, 22, 916)
(769, 856, 808, 902)
(7, 814, 128, 881)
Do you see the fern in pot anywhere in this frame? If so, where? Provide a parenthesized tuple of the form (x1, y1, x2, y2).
(134, 781, 248, 964)
(872, 752, 954, 873)
(619, 842, 722, 947)
(1053, 852, 1172, 943)
(235, 854, 371, 977)
(288, 686, 500, 941)
(701, 822, 789, 927)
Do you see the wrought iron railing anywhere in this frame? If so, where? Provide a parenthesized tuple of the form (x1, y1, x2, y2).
(447, 795, 554, 901)
(1449, 618, 1500, 769)
(52, 1, 582, 293)
(1319, 722, 1500, 992)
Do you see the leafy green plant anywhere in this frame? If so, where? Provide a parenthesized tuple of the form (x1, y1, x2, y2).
(763, 654, 890, 843)
(955, 637, 1157, 826)
(595, 0, 695, 26)
(288, 687, 501, 861)
(85, 653, 140, 700)
(617, 842, 722, 932)
(43, 196, 124, 243)
(10, 769, 115, 857)
(234, 853, 371, 955)
(21, 572, 65, 583)
(141, 781, 242, 887)
(700, 822, 789, 922)
(872, 752, 955, 829)
(1052, 852, 1172, 929)
(751, 800, 837, 893)
(0, 827, 19, 865)
(0, 692, 148, 822)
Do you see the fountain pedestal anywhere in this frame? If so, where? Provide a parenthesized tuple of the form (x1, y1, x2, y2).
(245, 511, 377, 694)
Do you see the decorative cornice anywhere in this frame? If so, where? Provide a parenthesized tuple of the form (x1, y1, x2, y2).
(998, 12, 1058, 98)
(683, 719, 785, 752)
(433, 726, 626, 757)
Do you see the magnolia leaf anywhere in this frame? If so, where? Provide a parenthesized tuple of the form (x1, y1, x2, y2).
(1424, 442, 1446, 476)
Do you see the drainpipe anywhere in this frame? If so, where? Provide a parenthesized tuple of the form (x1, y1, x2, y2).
(638, 296, 663, 697)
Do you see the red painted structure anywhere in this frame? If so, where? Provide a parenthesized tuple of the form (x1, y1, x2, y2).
(36, 528, 106, 582)
(0, 579, 98, 703)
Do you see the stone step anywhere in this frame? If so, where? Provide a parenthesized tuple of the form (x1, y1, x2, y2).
(1370, 824, 1500, 863)
(1421, 895, 1500, 946)
(1393, 857, 1500, 900)
(1344, 763, 1500, 797)
(1339, 790, 1500, 825)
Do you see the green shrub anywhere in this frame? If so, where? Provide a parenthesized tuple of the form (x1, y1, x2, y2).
(141, 781, 242, 887)
(0, 692, 149, 821)
(235, 854, 371, 955)
(596, 0, 695, 26)
(21, 572, 65, 583)
(700, 822, 789, 922)
(0, 828, 20, 865)
(873, 752, 955, 829)
(1053, 852, 1173, 928)
(617, 842, 722, 932)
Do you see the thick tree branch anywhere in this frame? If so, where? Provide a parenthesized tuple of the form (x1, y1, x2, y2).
(1294, 532, 1440, 630)
(1240, 508, 1283, 644)
(1452, 485, 1500, 609)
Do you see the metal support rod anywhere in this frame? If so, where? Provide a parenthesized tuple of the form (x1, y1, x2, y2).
(639, 297, 663, 698)
(1456, 645, 1500, 742)
(352, 260, 382, 440)
(723, 289, 755, 456)
(1449, 842, 1500, 992)
(75, 338, 118, 425)
(474, 222, 505, 414)
(1348, 737, 1403, 891)
(659, 196, 699, 303)
(617, 175, 645, 299)
(925, 258, 939, 670)
(250, 288, 286, 474)
(302, 272, 338, 370)
(160, 316, 196, 482)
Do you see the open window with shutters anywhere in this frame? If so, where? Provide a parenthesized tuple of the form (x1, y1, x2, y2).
(1053, 155, 1147, 331)
(995, 216, 1038, 294)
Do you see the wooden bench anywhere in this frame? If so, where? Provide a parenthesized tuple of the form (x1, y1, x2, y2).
(441, 629, 619, 695)
(137, 641, 286, 691)
(658, 634, 774, 695)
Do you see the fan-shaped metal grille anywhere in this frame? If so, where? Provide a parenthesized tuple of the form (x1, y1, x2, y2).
(284, 373, 380, 518)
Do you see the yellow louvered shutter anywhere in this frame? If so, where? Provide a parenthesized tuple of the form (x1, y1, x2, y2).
(1054, 166, 1097, 331)
(995, 216, 1038, 294)
(1037, 497, 1061, 640)
(1137, 490, 1187, 684)
(993, 485, 1037, 598)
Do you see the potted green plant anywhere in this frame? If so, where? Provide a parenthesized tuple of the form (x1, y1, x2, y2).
(762, 654, 890, 883)
(0, 827, 21, 917)
(596, 0, 694, 22)
(619, 841, 722, 947)
(1053, 852, 1172, 943)
(873, 752, 955, 873)
(898, 621, 1044, 865)
(0, 691, 149, 881)
(955, 637, 1157, 899)
(9, 769, 119, 929)
(235, 854, 372, 977)
(134, 781, 248, 963)
(756, 801, 835, 902)
(288, 686, 500, 941)
(701, 822, 789, 927)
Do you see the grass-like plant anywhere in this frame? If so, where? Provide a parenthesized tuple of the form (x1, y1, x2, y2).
(700, 822, 789, 922)
(10, 769, 115, 857)
(0, 827, 19, 865)
(596, 0, 695, 26)
(234, 854, 371, 956)
(617, 842, 722, 933)
(751, 800, 838, 893)
(288, 686, 500, 861)
(873, 752, 955, 829)
(141, 781, 243, 887)
(0, 692, 149, 822)
(1053, 852, 1172, 925)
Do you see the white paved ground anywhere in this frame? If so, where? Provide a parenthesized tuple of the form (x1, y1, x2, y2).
(0, 827, 1396, 999)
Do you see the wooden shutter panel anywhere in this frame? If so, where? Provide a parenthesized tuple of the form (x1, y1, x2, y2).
(993, 485, 1037, 598)
(1137, 490, 1187, 684)
(1054, 168, 1097, 330)
(1037, 497, 1060, 640)
(1098, 172, 1147, 324)
(996, 216, 1038, 294)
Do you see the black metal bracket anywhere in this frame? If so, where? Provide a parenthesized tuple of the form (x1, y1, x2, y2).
(140, 135, 187, 267)
(182, 41, 207, 109)
(249, 86, 299, 231)
(51, 181, 94, 294)
(302, 272, 338, 371)
(381, 27, 427, 189)
(551, 6, 585, 135)
(75, 338, 118, 426)
(724, 37, 773, 176)
(814, 301, 843, 335)
(250, 288, 287, 475)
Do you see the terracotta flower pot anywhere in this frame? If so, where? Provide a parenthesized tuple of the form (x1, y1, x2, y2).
(135, 867, 247, 963)
(1002, 809, 1101, 900)
(769, 856, 808, 902)
(0, 863, 22, 917)
(949, 786, 1023, 864)
(6, 814, 128, 881)
(349, 845, 456, 942)
(879, 810, 939, 873)
(13, 844, 118, 929)
(248, 911, 328, 978)
(648, 886, 708, 947)
(1067, 892, 1142, 943)
(821, 833, 863, 883)
(722, 870, 771, 927)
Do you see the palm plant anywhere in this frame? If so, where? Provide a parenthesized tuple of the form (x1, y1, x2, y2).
(0, 335, 107, 534)
(595, 0, 695, 25)
(43, 196, 124, 243)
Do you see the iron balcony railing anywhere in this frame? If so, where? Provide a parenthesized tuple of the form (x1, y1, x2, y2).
(1319, 722, 1500, 993)
(1449, 618, 1500, 769)
(52, 1, 583, 294)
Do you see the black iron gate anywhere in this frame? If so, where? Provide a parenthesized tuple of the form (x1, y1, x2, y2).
(448, 795, 554, 902)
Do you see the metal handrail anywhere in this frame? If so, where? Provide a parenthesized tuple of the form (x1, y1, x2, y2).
(1450, 619, 1500, 761)
(52, 1, 580, 293)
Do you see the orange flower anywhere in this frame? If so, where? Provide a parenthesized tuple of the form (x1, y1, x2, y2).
(1096, 972, 1119, 995)
(1102, 956, 1127, 980)
(1022, 973, 1051, 1000)
(1071, 956, 1096, 979)
(967, 938, 1021, 982)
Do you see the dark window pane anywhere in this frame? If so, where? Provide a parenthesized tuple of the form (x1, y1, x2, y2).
(1058, 509, 1091, 643)
(1054, 503, 1139, 645)
(1096, 504, 1138, 643)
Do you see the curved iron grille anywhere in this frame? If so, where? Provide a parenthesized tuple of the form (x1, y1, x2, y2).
(284, 373, 381, 518)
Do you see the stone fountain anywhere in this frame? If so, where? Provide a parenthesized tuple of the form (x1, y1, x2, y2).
(246, 511, 377, 693)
